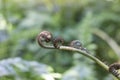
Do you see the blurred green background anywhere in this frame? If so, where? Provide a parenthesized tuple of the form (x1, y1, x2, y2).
(0, 0, 120, 80)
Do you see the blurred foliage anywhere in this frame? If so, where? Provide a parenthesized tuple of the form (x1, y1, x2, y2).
(0, 0, 120, 80)
(0, 57, 59, 80)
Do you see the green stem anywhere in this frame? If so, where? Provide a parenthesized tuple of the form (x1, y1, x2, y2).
(59, 46, 120, 80)
(92, 28, 120, 59)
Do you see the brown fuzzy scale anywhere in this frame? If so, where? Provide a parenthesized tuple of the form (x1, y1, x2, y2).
(52, 37, 64, 48)
(109, 63, 120, 77)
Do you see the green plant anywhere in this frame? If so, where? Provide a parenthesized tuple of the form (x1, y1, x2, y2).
(0, 57, 60, 80)
(37, 31, 120, 80)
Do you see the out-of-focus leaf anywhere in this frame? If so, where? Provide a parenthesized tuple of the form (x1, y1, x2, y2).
(0, 57, 60, 80)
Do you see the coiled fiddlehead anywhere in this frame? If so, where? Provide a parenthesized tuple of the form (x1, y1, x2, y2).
(109, 63, 120, 78)
(37, 31, 64, 49)
(70, 40, 82, 49)
(70, 40, 90, 54)
(37, 31, 54, 49)
(37, 31, 90, 53)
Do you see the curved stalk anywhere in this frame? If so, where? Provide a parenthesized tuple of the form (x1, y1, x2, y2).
(92, 28, 120, 59)
(37, 31, 120, 80)
(59, 46, 120, 80)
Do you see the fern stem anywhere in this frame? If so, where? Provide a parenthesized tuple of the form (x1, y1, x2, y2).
(59, 46, 120, 80)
